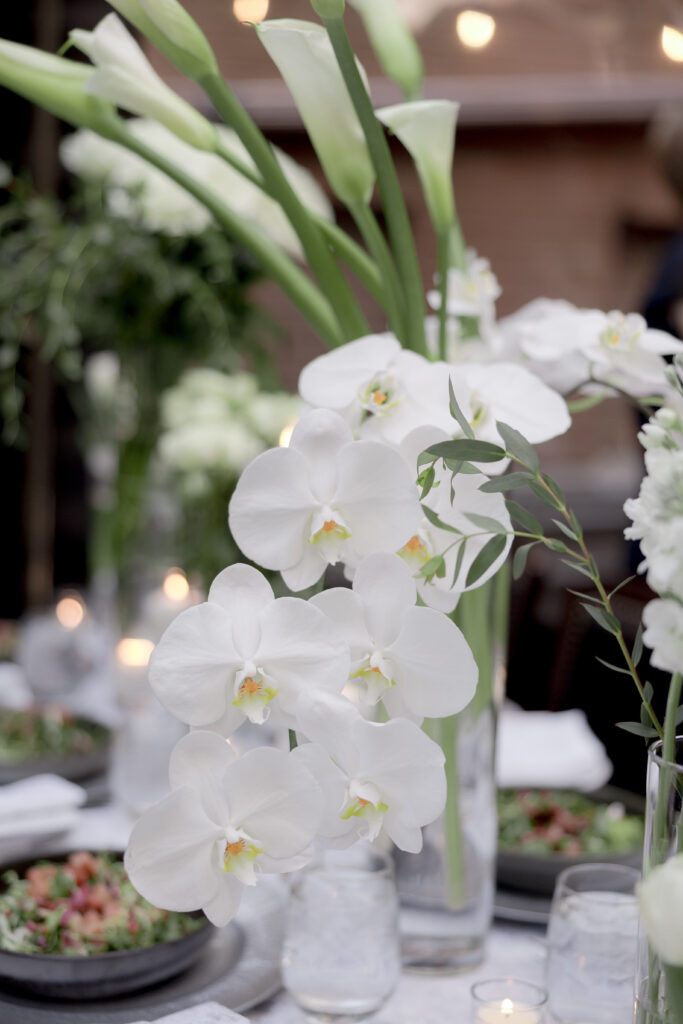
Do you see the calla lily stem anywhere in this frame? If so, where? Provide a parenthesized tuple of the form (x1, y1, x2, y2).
(350, 201, 407, 341)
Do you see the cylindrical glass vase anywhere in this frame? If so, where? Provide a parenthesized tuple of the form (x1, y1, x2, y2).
(634, 737, 683, 1024)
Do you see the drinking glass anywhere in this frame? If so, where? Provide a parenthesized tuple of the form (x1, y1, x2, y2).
(545, 863, 640, 1023)
(281, 847, 401, 1022)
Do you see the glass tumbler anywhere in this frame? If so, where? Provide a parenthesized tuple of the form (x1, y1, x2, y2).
(545, 862, 641, 1024)
(282, 848, 401, 1023)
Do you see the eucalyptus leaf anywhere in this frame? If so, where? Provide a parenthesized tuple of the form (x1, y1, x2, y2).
(513, 541, 537, 580)
(463, 512, 508, 535)
(426, 439, 506, 464)
(449, 376, 474, 439)
(582, 602, 620, 635)
(616, 721, 658, 738)
(479, 472, 535, 493)
(505, 500, 543, 537)
(465, 534, 507, 588)
(495, 420, 540, 473)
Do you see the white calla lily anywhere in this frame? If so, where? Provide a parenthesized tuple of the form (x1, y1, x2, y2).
(298, 333, 461, 445)
(399, 426, 513, 609)
(149, 563, 350, 734)
(228, 409, 422, 591)
(125, 731, 322, 926)
(257, 20, 374, 206)
(106, 0, 218, 80)
(348, 0, 423, 99)
(311, 552, 477, 720)
(69, 14, 217, 150)
(638, 854, 683, 966)
(376, 101, 458, 233)
(293, 691, 446, 852)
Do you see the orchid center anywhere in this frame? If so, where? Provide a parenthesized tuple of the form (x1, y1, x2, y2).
(232, 662, 278, 724)
(340, 779, 388, 841)
(398, 530, 432, 568)
(359, 372, 402, 418)
(351, 651, 395, 704)
(221, 826, 263, 886)
(309, 505, 351, 563)
(600, 313, 643, 352)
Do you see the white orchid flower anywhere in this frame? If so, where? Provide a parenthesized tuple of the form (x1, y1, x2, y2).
(311, 552, 477, 720)
(149, 563, 350, 734)
(257, 20, 375, 206)
(347, 0, 423, 99)
(293, 691, 446, 853)
(427, 248, 501, 326)
(638, 854, 683, 966)
(106, 0, 219, 80)
(125, 731, 322, 926)
(228, 409, 422, 591)
(376, 101, 458, 233)
(69, 14, 216, 150)
(398, 426, 513, 611)
(453, 362, 571, 448)
(298, 333, 461, 445)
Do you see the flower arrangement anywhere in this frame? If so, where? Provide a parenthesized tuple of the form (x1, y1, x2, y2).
(2, 0, 683, 1012)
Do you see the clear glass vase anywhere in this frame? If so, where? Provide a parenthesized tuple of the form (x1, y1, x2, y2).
(634, 737, 683, 1024)
(394, 567, 508, 972)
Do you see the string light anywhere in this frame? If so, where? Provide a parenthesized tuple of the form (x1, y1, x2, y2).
(233, 0, 269, 23)
(455, 10, 496, 49)
(662, 25, 683, 63)
(163, 568, 190, 601)
(116, 638, 155, 668)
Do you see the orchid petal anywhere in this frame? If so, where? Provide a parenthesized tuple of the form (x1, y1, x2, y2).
(457, 362, 571, 445)
(298, 334, 400, 413)
(228, 446, 313, 570)
(169, 730, 234, 826)
(280, 545, 328, 592)
(292, 742, 356, 842)
(290, 408, 353, 503)
(149, 603, 241, 727)
(353, 552, 416, 649)
(202, 869, 243, 927)
(381, 815, 423, 854)
(386, 607, 477, 718)
(223, 747, 322, 861)
(208, 564, 273, 658)
(310, 587, 370, 663)
(295, 691, 361, 775)
(124, 786, 222, 912)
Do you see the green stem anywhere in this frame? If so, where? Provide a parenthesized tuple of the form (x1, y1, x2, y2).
(652, 673, 683, 867)
(322, 15, 427, 354)
(201, 72, 369, 343)
(439, 715, 466, 907)
(109, 124, 343, 349)
(437, 230, 450, 361)
(349, 201, 407, 341)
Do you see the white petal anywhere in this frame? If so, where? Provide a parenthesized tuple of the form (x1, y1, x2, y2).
(224, 747, 322, 860)
(386, 607, 477, 718)
(124, 786, 222, 912)
(458, 363, 571, 444)
(298, 334, 400, 412)
(202, 870, 243, 927)
(149, 603, 241, 728)
(641, 327, 683, 355)
(416, 579, 460, 613)
(280, 544, 328, 592)
(295, 690, 361, 776)
(310, 587, 371, 662)
(337, 440, 422, 558)
(353, 552, 416, 649)
(228, 446, 314, 570)
(293, 742, 356, 842)
(194, 703, 245, 739)
(256, 596, 350, 712)
(381, 815, 423, 854)
(290, 408, 354, 503)
(169, 730, 234, 826)
(208, 564, 273, 659)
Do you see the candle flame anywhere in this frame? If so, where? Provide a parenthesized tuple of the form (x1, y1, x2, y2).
(163, 569, 190, 601)
(56, 595, 85, 630)
(116, 638, 154, 668)
(501, 998, 514, 1016)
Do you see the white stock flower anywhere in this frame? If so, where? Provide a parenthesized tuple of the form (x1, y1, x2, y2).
(624, 447, 683, 601)
(298, 333, 459, 445)
(642, 599, 683, 675)
(293, 691, 446, 853)
(311, 552, 477, 720)
(69, 14, 217, 150)
(427, 249, 501, 326)
(228, 409, 422, 591)
(125, 731, 322, 926)
(376, 100, 458, 232)
(157, 421, 263, 476)
(399, 426, 513, 611)
(638, 854, 683, 966)
(257, 20, 375, 206)
(149, 563, 350, 734)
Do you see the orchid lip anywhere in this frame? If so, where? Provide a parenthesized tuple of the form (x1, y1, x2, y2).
(221, 826, 264, 885)
(232, 663, 278, 724)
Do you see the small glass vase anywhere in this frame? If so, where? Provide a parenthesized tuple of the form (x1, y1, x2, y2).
(394, 566, 508, 972)
(634, 736, 683, 1024)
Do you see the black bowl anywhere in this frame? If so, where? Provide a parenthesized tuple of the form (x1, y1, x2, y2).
(0, 853, 215, 1000)
(0, 715, 112, 785)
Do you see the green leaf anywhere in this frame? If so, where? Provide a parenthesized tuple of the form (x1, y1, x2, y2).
(465, 534, 507, 588)
(616, 721, 658, 739)
(608, 575, 636, 600)
(560, 559, 594, 580)
(426, 439, 506, 464)
(567, 587, 602, 604)
(421, 503, 461, 535)
(640, 702, 651, 727)
(544, 538, 571, 554)
(568, 393, 606, 414)
(513, 541, 537, 580)
(479, 472, 535, 493)
(463, 512, 507, 535)
(543, 474, 566, 506)
(451, 538, 467, 587)
(568, 510, 583, 539)
(496, 420, 540, 473)
(449, 376, 474, 439)
(529, 480, 563, 511)
(632, 624, 644, 667)
(552, 519, 579, 542)
(581, 602, 620, 635)
(595, 656, 632, 676)
(418, 465, 435, 500)
(643, 682, 654, 704)
(506, 500, 543, 537)
(418, 555, 446, 581)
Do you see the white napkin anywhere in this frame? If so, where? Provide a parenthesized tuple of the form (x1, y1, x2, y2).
(0, 774, 86, 842)
(0, 663, 33, 710)
(92, 1002, 250, 1024)
(496, 702, 613, 792)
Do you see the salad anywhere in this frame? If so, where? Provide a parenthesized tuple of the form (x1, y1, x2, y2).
(498, 789, 644, 856)
(0, 852, 206, 956)
(0, 707, 108, 763)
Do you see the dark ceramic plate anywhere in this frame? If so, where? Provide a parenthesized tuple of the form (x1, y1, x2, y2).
(0, 853, 215, 1000)
(0, 717, 112, 785)
(496, 785, 645, 897)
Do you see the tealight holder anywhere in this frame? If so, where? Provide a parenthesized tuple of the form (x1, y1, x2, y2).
(471, 978, 548, 1023)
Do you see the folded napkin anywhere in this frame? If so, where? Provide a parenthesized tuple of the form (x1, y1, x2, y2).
(0, 774, 86, 842)
(496, 702, 613, 792)
(93, 1002, 249, 1024)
